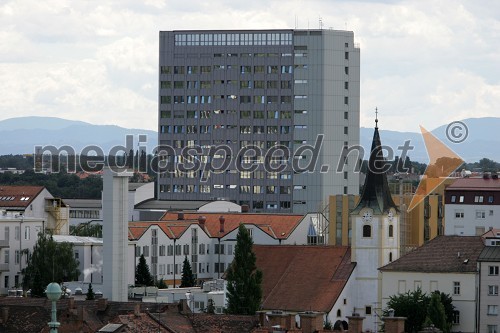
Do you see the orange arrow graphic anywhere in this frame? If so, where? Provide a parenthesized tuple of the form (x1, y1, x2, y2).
(408, 126, 464, 211)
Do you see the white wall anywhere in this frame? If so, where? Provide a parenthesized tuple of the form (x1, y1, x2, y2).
(381, 271, 476, 333)
(445, 203, 500, 236)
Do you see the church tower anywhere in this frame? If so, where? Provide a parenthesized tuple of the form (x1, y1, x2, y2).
(350, 115, 399, 327)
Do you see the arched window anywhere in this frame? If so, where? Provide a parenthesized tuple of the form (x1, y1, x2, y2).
(389, 252, 393, 262)
(362, 224, 371, 237)
(337, 309, 341, 317)
(388, 225, 394, 238)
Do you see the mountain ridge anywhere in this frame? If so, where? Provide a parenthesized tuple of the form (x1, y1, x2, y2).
(0, 116, 498, 163)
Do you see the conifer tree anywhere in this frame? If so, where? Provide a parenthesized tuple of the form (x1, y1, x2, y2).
(135, 254, 154, 286)
(225, 224, 263, 315)
(86, 283, 95, 300)
(180, 256, 195, 287)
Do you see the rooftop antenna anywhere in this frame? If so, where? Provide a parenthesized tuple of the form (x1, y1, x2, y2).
(375, 107, 379, 129)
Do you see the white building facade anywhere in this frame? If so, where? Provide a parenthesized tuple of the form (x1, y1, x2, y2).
(129, 212, 325, 287)
(444, 176, 500, 236)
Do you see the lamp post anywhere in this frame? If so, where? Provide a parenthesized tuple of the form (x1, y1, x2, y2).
(46, 282, 62, 333)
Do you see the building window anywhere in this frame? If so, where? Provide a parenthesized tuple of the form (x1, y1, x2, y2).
(488, 305, 498, 315)
(451, 195, 456, 203)
(455, 210, 464, 218)
(362, 225, 371, 238)
(344, 127, 348, 135)
(24, 226, 30, 240)
(453, 281, 460, 295)
(389, 252, 393, 262)
(143, 246, 149, 257)
(14, 250, 20, 265)
(135, 246, 141, 257)
(14, 226, 20, 241)
(159, 245, 166, 256)
(489, 195, 494, 203)
(452, 311, 460, 324)
(488, 325, 498, 333)
(4, 250, 9, 264)
(474, 195, 484, 203)
(476, 210, 486, 219)
(490, 266, 499, 276)
(388, 225, 394, 237)
(489, 285, 499, 296)
(4, 276, 8, 289)
(459, 195, 464, 203)
(344, 96, 348, 104)
(365, 306, 372, 315)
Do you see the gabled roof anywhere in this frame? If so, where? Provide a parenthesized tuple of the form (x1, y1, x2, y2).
(446, 177, 500, 191)
(254, 245, 355, 313)
(160, 212, 305, 239)
(380, 236, 484, 273)
(128, 221, 195, 241)
(0, 185, 45, 208)
(352, 124, 397, 214)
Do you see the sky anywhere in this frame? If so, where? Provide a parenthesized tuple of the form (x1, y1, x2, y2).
(0, 0, 499, 133)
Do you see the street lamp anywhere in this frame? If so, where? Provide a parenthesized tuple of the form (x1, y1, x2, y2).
(46, 282, 62, 333)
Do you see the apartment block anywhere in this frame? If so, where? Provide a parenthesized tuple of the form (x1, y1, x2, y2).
(158, 29, 360, 213)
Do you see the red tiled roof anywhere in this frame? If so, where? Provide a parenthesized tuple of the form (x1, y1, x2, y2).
(380, 236, 484, 273)
(128, 221, 194, 240)
(253, 245, 355, 313)
(160, 212, 304, 239)
(447, 178, 500, 191)
(0, 185, 44, 208)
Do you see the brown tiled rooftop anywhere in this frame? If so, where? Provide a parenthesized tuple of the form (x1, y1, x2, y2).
(447, 177, 500, 191)
(0, 185, 44, 208)
(380, 235, 484, 273)
(253, 245, 355, 313)
(161, 212, 304, 239)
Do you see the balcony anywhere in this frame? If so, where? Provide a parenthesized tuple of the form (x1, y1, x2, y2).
(0, 239, 8, 248)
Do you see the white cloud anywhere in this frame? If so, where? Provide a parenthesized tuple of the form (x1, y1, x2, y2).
(0, 0, 499, 133)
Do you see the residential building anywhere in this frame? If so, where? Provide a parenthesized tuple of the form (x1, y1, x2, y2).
(444, 176, 500, 236)
(253, 245, 355, 329)
(158, 29, 360, 213)
(0, 212, 45, 295)
(128, 211, 327, 287)
(477, 244, 500, 333)
(0, 185, 69, 234)
(380, 235, 485, 333)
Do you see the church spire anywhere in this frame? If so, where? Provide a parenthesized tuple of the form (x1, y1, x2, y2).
(352, 109, 397, 214)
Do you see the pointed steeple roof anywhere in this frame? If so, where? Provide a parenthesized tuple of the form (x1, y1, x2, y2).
(352, 115, 397, 215)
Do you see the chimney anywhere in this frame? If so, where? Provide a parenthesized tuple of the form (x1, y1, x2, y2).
(299, 312, 323, 333)
(382, 316, 406, 333)
(198, 216, 206, 228)
(219, 216, 225, 233)
(178, 212, 184, 220)
(241, 204, 250, 213)
(347, 314, 365, 333)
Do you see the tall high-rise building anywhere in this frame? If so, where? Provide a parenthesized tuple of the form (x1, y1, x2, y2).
(158, 29, 360, 213)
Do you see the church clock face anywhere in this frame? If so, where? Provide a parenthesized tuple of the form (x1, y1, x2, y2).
(362, 211, 373, 222)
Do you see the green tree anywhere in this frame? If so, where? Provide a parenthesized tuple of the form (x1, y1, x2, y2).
(225, 224, 263, 315)
(180, 256, 195, 288)
(383, 289, 429, 332)
(432, 291, 455, 332)
(135, 254, 154, 286)
(156, 278, 167, 289)
(86, 283, 95, 300)
(22, 233, 80, 297)
(426, 292, 447, 331)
